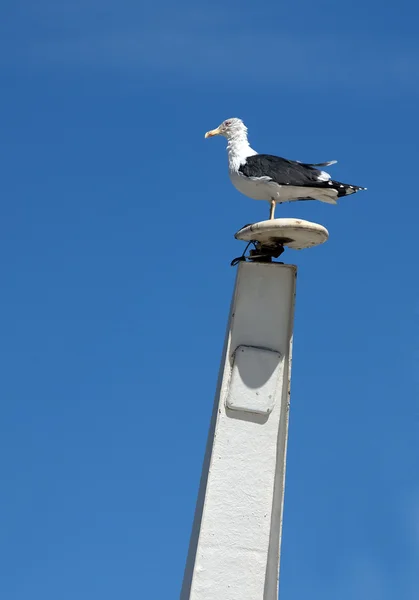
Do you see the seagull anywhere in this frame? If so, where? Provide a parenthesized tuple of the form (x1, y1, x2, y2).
(205, 118, 366, 220)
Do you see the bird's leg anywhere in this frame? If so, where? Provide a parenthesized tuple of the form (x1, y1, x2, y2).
(269, 199, 276, 220)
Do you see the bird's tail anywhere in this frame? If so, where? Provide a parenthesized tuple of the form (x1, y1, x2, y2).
(329, 181, 367, 197)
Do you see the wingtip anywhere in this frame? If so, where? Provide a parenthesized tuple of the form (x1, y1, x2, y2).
(311, 160, 338, 167)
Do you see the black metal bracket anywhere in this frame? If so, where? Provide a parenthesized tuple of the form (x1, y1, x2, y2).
(231, 240, 286, 266)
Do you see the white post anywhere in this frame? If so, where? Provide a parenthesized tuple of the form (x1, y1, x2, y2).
(181, 261, 297, 600)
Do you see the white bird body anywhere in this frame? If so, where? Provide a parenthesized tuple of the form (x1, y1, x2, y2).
(229, 170, 339, 204)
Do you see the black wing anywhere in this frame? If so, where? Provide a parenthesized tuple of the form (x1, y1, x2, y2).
(239, 154, 331, 187)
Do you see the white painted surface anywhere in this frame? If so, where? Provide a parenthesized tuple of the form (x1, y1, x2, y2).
(180, 262, 296, 600)
(235, 218, 329, 250)
(226, 345, 282, 415)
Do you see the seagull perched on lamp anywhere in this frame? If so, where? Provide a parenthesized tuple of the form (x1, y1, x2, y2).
(205, 118, 366, 220)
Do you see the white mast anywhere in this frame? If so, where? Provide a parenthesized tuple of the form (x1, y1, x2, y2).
(181, 218, 328, 600)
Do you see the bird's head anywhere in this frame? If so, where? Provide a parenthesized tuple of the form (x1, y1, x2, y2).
(205, 118, 247, 140)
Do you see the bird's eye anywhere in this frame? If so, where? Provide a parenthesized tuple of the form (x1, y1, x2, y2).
(224, 120, 232, 127)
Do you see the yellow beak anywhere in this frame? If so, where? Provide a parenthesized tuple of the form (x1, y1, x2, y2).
(205, 126, 221, 138)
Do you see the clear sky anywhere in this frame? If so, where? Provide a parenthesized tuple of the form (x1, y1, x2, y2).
(1, 1, 418, 598)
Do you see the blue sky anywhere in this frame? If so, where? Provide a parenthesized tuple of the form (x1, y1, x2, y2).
(1, 0, 418, 598)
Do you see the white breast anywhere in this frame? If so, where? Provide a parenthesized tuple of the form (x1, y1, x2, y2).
(229, 170, 282, 201)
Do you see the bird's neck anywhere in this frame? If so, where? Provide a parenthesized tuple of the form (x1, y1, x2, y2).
(226, 134, 257, 171)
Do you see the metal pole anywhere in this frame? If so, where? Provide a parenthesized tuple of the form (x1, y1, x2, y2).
(181, 261, 297, 600)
